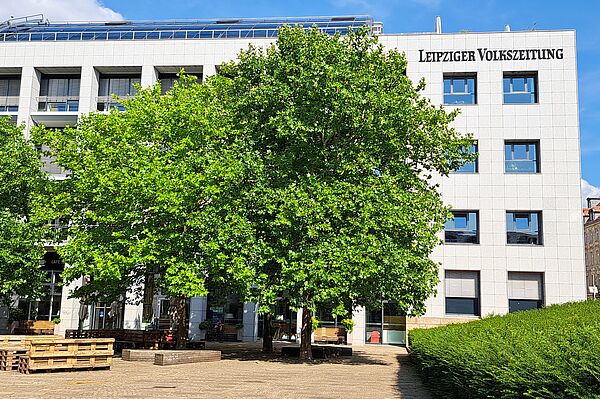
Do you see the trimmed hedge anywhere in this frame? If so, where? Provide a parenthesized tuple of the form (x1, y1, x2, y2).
(409, 301, 600, 399)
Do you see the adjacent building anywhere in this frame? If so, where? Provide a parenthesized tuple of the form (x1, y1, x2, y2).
(0, 14, 586, 344)
(584, 198, 600, 298)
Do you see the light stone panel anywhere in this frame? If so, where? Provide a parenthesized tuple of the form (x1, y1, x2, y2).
(0, 28, 585, 340)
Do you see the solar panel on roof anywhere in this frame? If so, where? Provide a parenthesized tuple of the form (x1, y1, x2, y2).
(0, 15, 375, 42)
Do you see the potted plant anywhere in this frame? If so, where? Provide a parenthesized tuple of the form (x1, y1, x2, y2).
(198, 320, 212, 340)
(52, 317, 61, 334)
(235, 322, 244, 341)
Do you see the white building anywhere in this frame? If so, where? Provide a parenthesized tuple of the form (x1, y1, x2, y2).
(0, 15, 586, 345)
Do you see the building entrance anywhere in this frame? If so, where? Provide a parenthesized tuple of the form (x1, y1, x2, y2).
(365, 301, 406, 345)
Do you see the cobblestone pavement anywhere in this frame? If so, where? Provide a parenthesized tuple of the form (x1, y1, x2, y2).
(0, 342, 431, 399)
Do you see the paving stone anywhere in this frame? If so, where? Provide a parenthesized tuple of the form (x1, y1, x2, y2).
(0, 342, 431, 399)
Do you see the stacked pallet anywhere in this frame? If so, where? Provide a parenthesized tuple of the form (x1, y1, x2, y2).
(18, 338, 114, 374)
(0, 335, 61, 347)
(0, 336, 63, 371)
(0, 347, 29, 371)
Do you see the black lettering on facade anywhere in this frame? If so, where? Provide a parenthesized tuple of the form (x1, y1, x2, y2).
(417, 48, 564, 62)
(477, 48, 487, 60)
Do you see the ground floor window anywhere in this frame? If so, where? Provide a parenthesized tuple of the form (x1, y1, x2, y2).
(445, 270, 480, 316)
(17, 251, 64, 321)
(508, 272, 544, 313)
(365, 301, 406, 345)
(257, 301, 297, 342)
(204, 293, 243, 341)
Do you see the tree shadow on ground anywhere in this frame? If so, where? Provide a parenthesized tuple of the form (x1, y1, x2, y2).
(207, 343, 391, 366)
(395, 353, 433, 399)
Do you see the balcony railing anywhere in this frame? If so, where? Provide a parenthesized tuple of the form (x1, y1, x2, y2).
(37, 96, 79, 112)
(96, 95, 132, 111)
(0, 96, 19, 112)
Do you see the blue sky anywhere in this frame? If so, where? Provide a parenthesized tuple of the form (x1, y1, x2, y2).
(3, 0, 599, 194)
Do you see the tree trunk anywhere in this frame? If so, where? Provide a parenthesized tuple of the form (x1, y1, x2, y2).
(262, 312, 274, 353)
(299, 307, 312, 360)
(172, 296, 188, 349)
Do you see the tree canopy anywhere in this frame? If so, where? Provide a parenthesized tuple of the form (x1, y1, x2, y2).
(216, 26, 473, 357)
(33, 26, 472, 357)
(33, 76, 256, 344)
(0, 117, 46, 300)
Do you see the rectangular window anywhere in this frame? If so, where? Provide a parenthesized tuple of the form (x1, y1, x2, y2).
(97, 74, 141, 111)
(0, 76, 21, 112)
(454, 142, 478, 173)
(506, 211, 543, 245)
(504, 72, 538, 104)
(444, 74, 476, 105)
(505, 141, 539, 173)
(508, 272, 543, 313)
(38, 74, 81, 112)
(158, 73, 203, 95)
(445, 211, 479, 244)
(445, 270, 480, 316)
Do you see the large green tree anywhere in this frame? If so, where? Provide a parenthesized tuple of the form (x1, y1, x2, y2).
(217, 27, 473, 358)
(33, 77, 256, 346)
(0, 117, 46, 301)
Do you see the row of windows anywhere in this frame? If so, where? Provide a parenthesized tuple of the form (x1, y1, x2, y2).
(456, 141, 540, 174)
(444, 72, 538, 105)
(445, 211, 543, 245)
(0, 73, 202, 113)
(445, 271, 543, 316)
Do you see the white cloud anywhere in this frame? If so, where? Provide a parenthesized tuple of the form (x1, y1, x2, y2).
(0, 0, 123, 23)
(582, 178, 600, 207)
(330, 0, 441, 16)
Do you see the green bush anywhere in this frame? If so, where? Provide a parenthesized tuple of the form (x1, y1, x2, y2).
(408, 301, 600, 399)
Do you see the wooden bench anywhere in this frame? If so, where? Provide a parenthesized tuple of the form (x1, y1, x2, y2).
(13, 320, 55, 335)
(154, 350, 220, 366)
(313, 327, 346, 344)
(122, 349, 161, 362)
(65, 329, 177, 350)
(18, 338, 114, 374)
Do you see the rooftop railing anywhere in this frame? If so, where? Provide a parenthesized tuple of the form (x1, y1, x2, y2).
(0, 25, 369, 42)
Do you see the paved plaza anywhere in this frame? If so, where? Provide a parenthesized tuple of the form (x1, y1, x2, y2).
(0, 343, 431, 399)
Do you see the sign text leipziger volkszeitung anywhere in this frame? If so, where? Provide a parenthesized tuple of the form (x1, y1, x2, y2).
(418, 48, 564, 62)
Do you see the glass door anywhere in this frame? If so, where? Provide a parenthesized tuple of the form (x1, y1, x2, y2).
(365, 300, 406, 345)
(382, 301, 406, 345)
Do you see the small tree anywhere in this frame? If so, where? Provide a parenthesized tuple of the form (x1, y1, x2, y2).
(33, 76, 256, 347)
(0, 118, 46, 302)
(217, 27, 473, 359)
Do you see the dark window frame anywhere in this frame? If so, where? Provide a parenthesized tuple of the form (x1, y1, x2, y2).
(504, 140, 540, 174)
(443, 73, 477, 105)
(503, 71, 538, 104)
(508, 271, 545, 313)
(444, 270, 481, 317)
(453, 142, 479, 174)
(445, 210, 480, 244)
(506, 211, 543, 245)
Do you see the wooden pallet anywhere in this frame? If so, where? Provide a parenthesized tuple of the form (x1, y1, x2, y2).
(18, 355, 111, 374)
(18, 338, 114, 374)
(0, 347, 28, 371)
(0, 335, 61, 348)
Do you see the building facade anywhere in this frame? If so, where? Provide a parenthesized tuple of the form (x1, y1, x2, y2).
(584, 198, 600, 298)
(0, 15, 586, 344)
